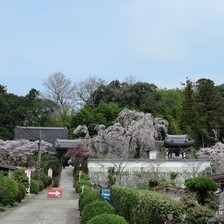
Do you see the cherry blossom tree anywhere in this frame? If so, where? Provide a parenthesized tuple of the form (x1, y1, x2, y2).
(66, 142, 91, 176)
(0, 139, 52, 166)
(197, 142, 224, 174)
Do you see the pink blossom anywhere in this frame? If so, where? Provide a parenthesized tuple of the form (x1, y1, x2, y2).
(0, 139, 52, 166)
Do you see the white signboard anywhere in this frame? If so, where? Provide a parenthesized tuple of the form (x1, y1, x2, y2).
(48, 168, 53, 178)
(25, 168, 32, 193)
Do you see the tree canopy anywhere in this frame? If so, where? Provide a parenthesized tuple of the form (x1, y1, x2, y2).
(1, 75, 224, 148)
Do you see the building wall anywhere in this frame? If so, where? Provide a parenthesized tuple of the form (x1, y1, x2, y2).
(88, 159, 211, 188)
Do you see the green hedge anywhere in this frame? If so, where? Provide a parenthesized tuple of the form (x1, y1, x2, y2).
(0, 176, 18, 206)
(12, 169, 29, 188)
(110, 186, 139, 222)
(16, 182, 26, 202)
(52, 176, 60, 187)
(75, 179, 91, 193)
(30, 180, 40, 194)
(38, 180, 45, 191)
(87, 214, 128, 224)
(39, 174, 52, 188)
(111, 186, 183, 224)
(79, 188, 104, 212)
(81, 200, 115, 224)
(131, 190, 183, 224)
(79, 186, 94, 208)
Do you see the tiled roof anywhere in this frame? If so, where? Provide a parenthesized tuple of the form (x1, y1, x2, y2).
(55, 139, 81, 149)
(14, 126, 68, 146)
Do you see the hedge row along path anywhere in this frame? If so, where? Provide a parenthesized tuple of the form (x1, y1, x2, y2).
(0, 166, 80, 224)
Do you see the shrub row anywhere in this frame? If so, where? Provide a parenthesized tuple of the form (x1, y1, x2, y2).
(0, 174, 18, 206)
(0, 169, 51, 208)
(76, 171, 128, 224)
(87, 214, 128, 224)
(110, 186, 183, 224)
(79, 187, 105, 212)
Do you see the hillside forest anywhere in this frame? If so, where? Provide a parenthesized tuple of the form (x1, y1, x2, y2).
(1, 73, 224, 149)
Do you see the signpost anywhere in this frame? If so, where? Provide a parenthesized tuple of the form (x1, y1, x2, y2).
(48, 188, 62, 198)
(25, 168, 32, 193)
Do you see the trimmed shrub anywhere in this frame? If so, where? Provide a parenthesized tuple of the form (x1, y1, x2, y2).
(16, 182, 26, 202)
(111, 186, 183, 224)
(87, 214, 128, 224)
(79, 171, 89, 181)
(0, 176, 18, 206)
(110, 186, 139, 222)
(79, 186, 94, 208)
(79, 189, 104, 212)
(52, 176, 60, 187)
(75, 179, 91, 193)
(38, 180, 45, 191)
(39, 175, 52, 188)
(30, 180, 40, 194)
(185, 176, 217, 205)
(81, 200, 115, 224)
(46, 176, 53, 187)
(130, 190, 183, 224)
(12, 169, 29, 188)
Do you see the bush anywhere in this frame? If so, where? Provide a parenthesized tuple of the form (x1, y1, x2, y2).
(12, 169, 29, 188)
(81, 200, 115, 224)
(186, 205, 215, 224)
(39, 174, 52, 188)
(38, 180, 45, 191)
(111, 186, 183, 224)
(110, 186, 139, 222)
(75, 179, 91, 193)
(79, 186, 94, 208)
(41, 153, 61, 177)
(16, 182, 26, 202)
(74, 165, 89, 185)
(148, 178, 159, 188)
(0, 176, 18, 206)
(30, 180, 40, 194)
(79, 189, 104, 212)
(46, 176, 53, 186)
(170, 171, 178, 180)
(185, 176, 217, 204)
(87, 214, 128, 224)
(52, 176, 60, 187)
(130, 190, 183, 224)
(79, 171, 89, 181)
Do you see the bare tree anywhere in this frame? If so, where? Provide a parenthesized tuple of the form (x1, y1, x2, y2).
(42, 72, 75, 111)
(186, 161, 204, 178)
(147, 160, 162, 179)
(73, 75, 106, 106)
(124, 75, 138, 85)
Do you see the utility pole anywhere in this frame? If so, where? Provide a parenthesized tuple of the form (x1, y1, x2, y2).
(37, 130, 42, 169)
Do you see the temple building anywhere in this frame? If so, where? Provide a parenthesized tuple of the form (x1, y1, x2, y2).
(163, 134, 194, 158)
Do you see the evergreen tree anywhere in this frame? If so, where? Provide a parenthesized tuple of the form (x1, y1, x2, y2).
(193, 78, 222, 147)
(156, 89, 182, 134)
(181, 78, 196, 138)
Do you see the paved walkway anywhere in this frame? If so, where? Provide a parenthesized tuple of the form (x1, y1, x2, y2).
(0, 166, 80, 224)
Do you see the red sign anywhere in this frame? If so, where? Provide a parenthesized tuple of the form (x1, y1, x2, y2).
(48, 188, 62, 198)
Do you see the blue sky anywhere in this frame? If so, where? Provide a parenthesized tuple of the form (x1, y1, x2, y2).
(1, 0, 224, 96)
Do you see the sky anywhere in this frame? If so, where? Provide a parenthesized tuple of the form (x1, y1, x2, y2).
(1, 0, 224, 96)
